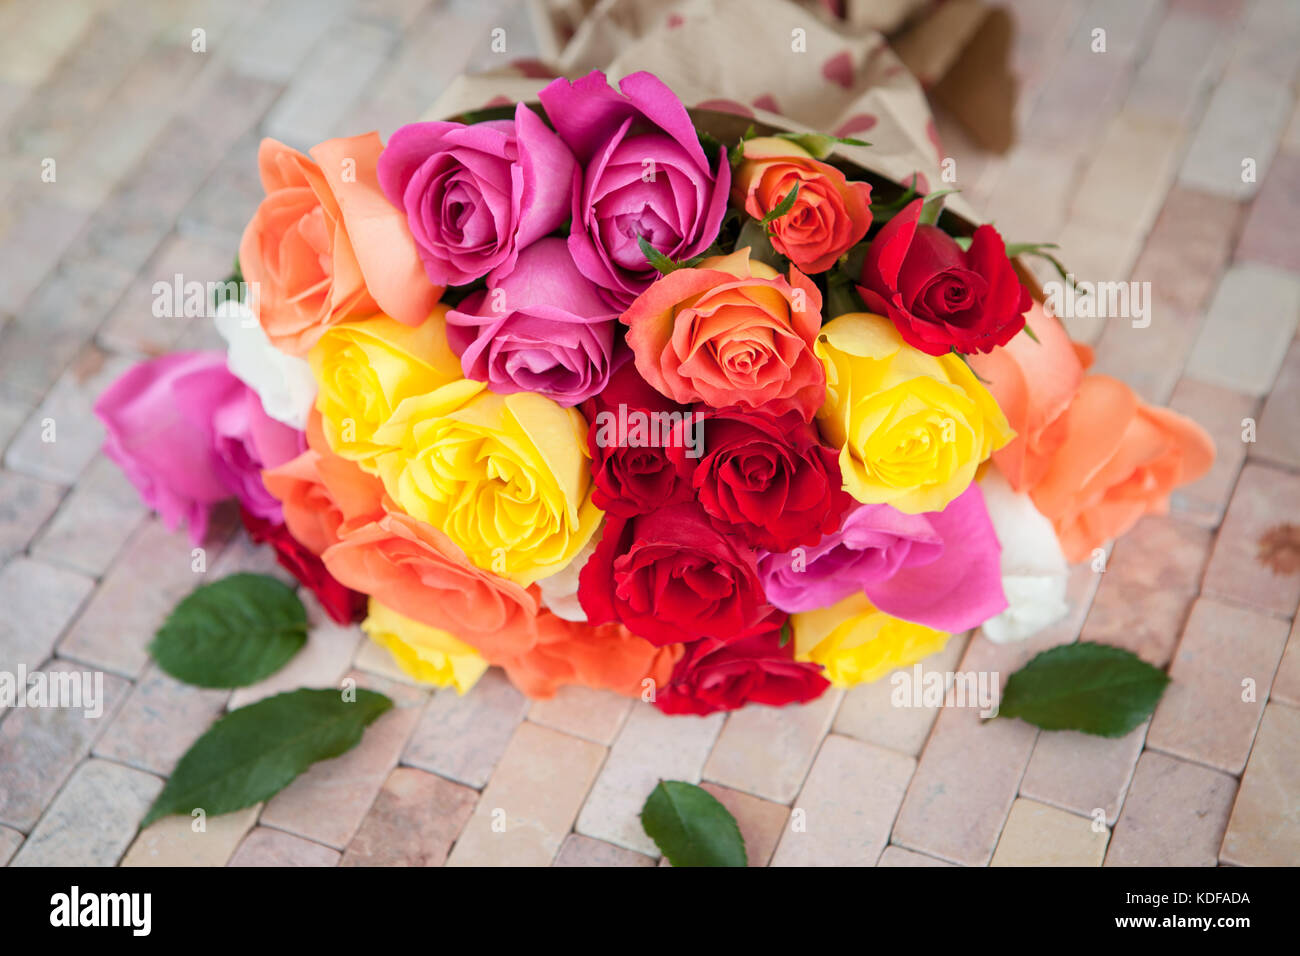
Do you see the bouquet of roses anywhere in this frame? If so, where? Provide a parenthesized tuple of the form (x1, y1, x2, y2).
(95, 70, 1215, 719)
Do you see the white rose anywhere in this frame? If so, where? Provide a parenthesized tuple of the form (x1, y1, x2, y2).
(214, 299, 316, 430)
(978, 470, 1070, 644)
(536, 529, 600, 622)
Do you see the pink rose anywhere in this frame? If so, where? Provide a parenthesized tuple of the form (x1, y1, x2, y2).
(377, 103, 575, 286)
(95, 352, 304, 543)
(446, 238, 618, 406)
(538, 70, 731, 307)
(757, 483, 1006, 632)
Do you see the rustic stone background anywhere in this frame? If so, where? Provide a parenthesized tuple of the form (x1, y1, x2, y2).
(0, 0, 1297, 867)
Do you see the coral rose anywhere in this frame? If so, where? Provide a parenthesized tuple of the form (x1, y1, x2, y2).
(621, 248, 825, 420)
(732, 136, 872, 274)
(239, 135, 440, 356)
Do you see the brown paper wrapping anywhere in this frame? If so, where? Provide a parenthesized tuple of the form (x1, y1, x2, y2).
(429, 0, 1001, 226)
(521, 0, 1017, 150)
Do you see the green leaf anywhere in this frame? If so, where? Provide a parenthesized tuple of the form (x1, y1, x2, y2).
(212, 255, 243, 310)
(995, 642, 1170, 738)
(735, 218, 787, 270)
(458, 105, 516, 125)
(1004, 241, 1081, 294)
(916, 188, 960, 226)
(636, 233, 685, 275)
(143, 688, 393, 826)
(870, 173, 920, 217)
(1022, 323, 1040, 344)
(728, 124, 758, 166)
(149, 573, 308, 689)
(826, 276, 863, 319)
(1004, 241, 1060, 258)
(761, 182, 800, 228)
(953, 236, 973, 252)
(778, 619, 792, 648)
(640, 780, 747, 867)
(951, 347, 991, 384)
(773, 131, 871, 159)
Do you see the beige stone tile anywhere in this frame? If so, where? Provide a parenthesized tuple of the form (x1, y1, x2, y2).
(1146, 598, 1289, 775)
(1105, 751, 1235, 866)
(447, 722, 605, 866)
(228, 827, 340, 867)
(771, 735, 914, 867)
(11, 758, 161, 866)
(341, 767, 477, 867)
(832, 632, 970, 756)
(121, 805, 260, 867)
(702, 689, 840, 803)
(1219, 702, 1300, 866)
(575, 704, 723, 857)
(991, 798, 1109, 866)
(528, 686, 634, 746)
(700, 782, 789, 867)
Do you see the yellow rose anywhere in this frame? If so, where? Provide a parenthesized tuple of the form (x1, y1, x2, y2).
(792, 592, 949, 687)
(372, 388, 602, 587)
(309, 307, 470, 471)
(815, 312, 1014, 513)
(361, 599, 488, 693)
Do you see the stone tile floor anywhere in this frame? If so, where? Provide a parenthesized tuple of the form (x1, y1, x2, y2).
(1, 0, 1298, 867)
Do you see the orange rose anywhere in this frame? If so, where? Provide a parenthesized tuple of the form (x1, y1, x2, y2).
(1027, 375, 1214, 562)
(620, 248, 825, 420)
(732, 136, 872, 274)
(260, 411, 385, 555)
(969, 301, 1089, 491)
(323, 514, 540, 659)
(489, 611, 684, 699)
(239, 135, 442, 356)
(972, 304, 1213, 561)
(262, 414, 540, 658)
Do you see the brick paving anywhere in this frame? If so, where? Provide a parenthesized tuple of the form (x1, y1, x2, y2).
(0, 0, 1298, 867)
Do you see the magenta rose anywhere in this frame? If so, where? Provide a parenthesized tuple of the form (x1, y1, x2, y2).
(538, 70, 731, 307)
(756, 483, 1007, 631)
(376, 103, 575, 286)
(95, 352, 305, 543)
(445, 238, 617, 406)
(208, 387, 307, 523)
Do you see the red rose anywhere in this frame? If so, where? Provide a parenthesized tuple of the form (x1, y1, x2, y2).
(667, 406, 850, 551)
(582, 357, 694, 517)
(239, 507, 367, 625)
(857, 199, 1030, 356)
(578, 501, 775, 646)
(654, 621, 831, 715)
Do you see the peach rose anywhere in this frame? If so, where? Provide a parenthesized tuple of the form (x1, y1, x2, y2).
(621, 248, 825, 420)
(972, 304, 1213, 561)
(239, 135, 441, 357)
(489, 611, 684, 699)
(1027, 375, 1214, 562)
(968, 301, 1089, 491)
(262, 413, 540, 658)
(732, 136, 872, 274)
(260, 411, 384, 555)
